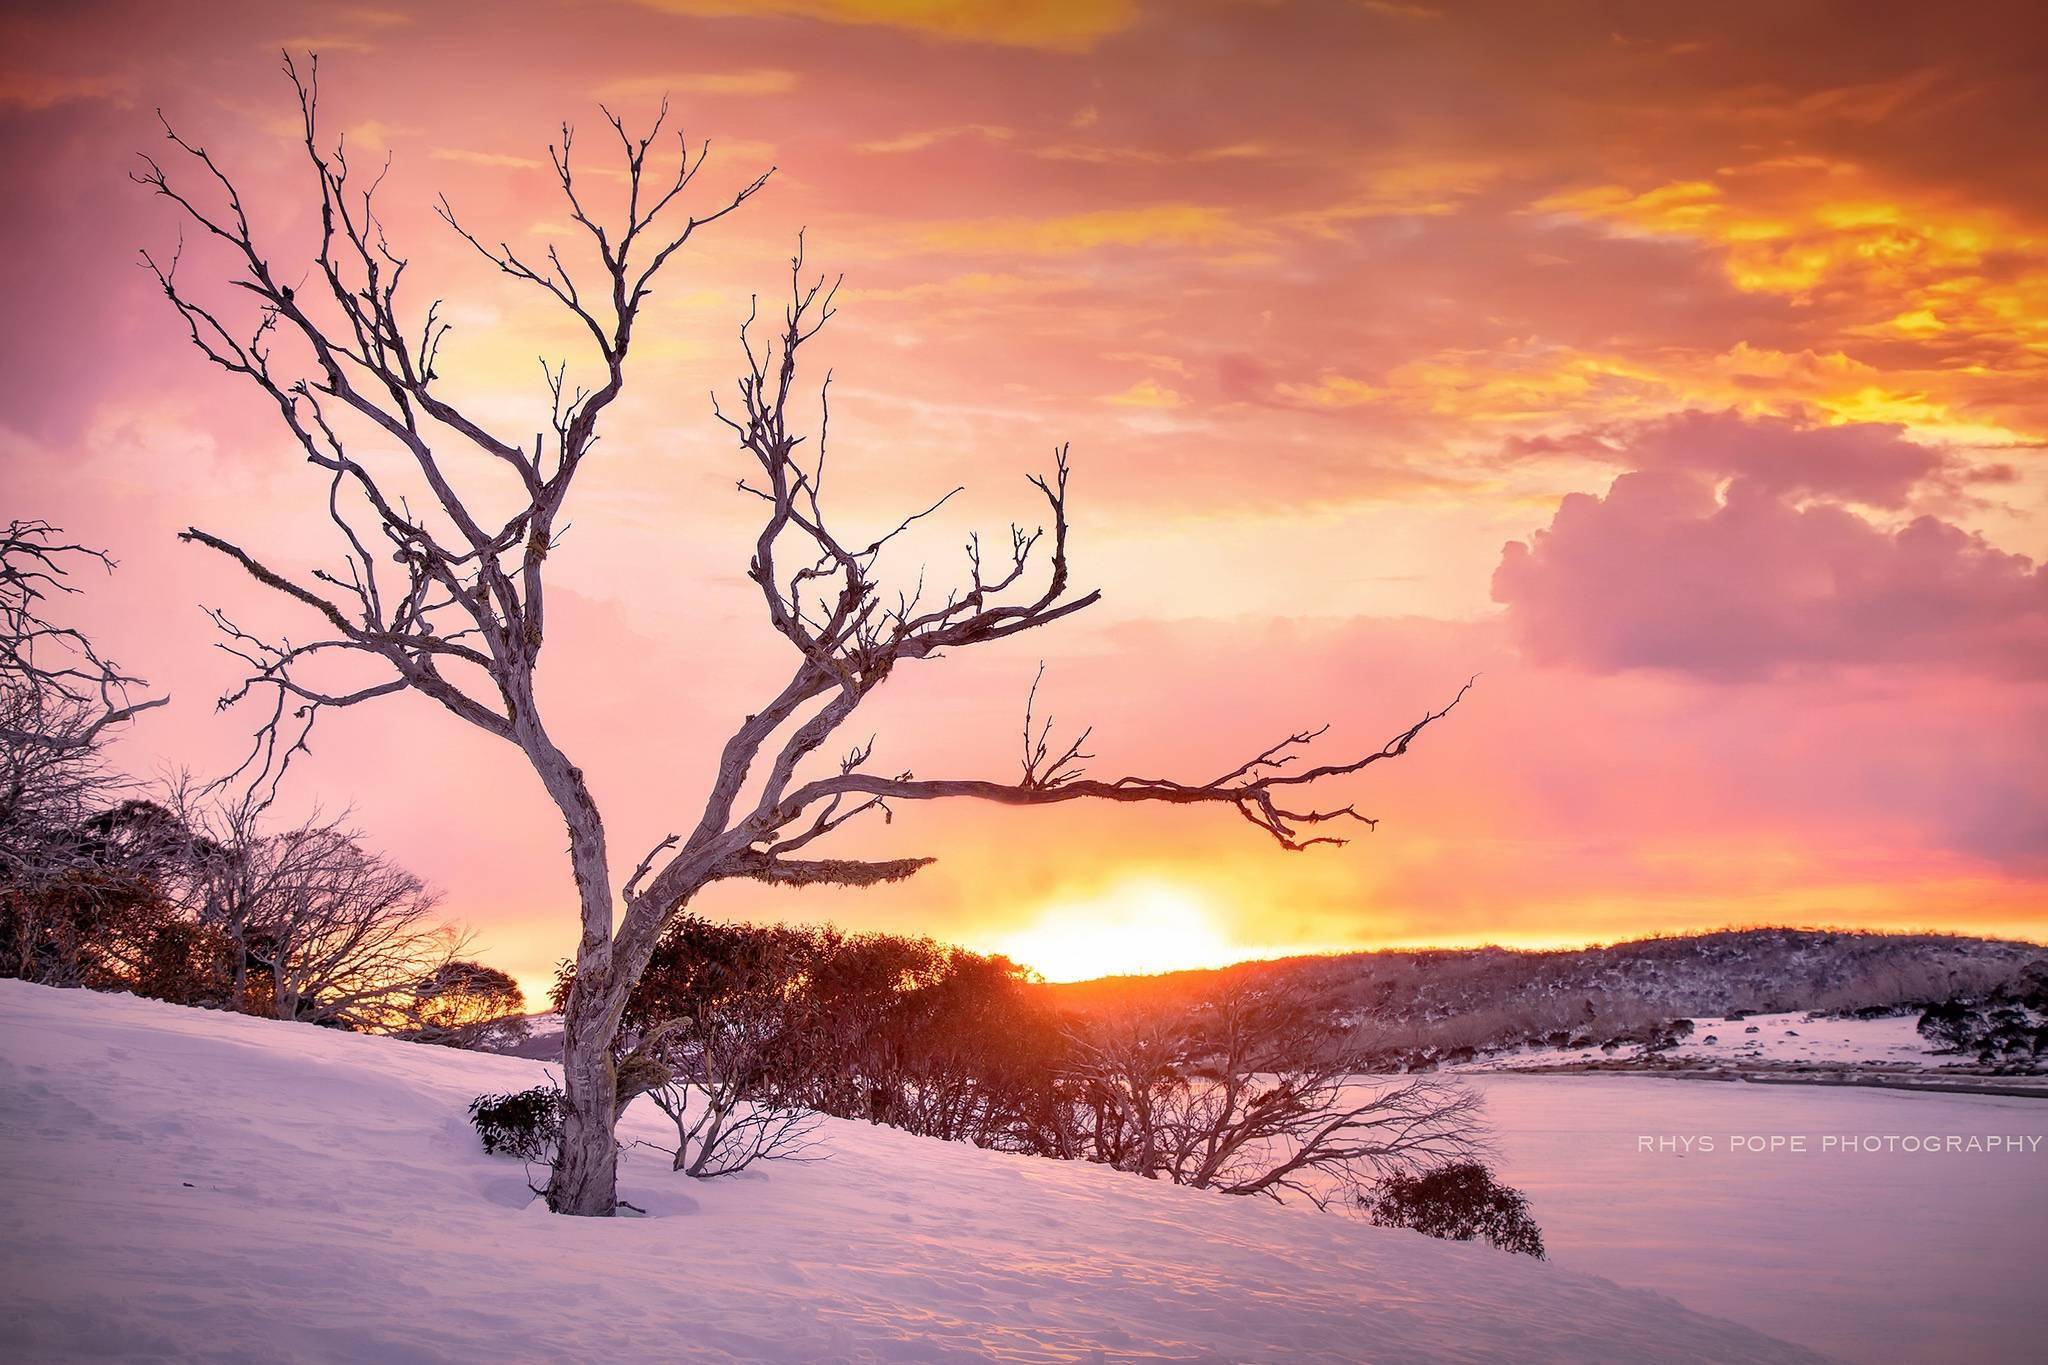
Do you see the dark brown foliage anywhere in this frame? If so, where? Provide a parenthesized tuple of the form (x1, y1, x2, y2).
(1362, 1162, 1546, 1258)
(1, 800, 198, 996)
(470, 1085, 563, 1162)
(568, 917, 1482, 1202)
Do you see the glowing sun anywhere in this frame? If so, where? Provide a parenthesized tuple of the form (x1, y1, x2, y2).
(991, 881, 1247, 983)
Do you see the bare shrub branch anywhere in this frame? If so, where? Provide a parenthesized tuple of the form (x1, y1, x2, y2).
(1068, 982, 1485, 1208)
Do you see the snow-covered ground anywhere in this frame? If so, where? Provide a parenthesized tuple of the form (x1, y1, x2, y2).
(1457, 1011, 1962, 1074)
(0, 981, 1818, 1364)
(1464, 1074, 2048, 1365)
(1665, 1012, 1942, 1067)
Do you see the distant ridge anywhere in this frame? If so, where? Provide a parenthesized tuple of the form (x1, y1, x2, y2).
(1043, 927, 2046, 1064)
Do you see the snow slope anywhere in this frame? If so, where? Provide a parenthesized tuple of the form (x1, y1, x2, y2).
(0, 981, 1820, 1364)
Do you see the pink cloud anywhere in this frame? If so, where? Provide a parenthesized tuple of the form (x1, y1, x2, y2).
(1494, 414, 2048, 680)
(1624, 409, 1950, 507)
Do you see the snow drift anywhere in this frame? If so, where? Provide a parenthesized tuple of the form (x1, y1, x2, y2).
(0, 980, 1821, 1362)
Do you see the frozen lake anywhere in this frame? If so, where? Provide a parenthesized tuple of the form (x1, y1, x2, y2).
(1463, 1074, 2048, 1363)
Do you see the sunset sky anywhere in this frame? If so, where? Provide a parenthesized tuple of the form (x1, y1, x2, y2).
(3, 0, 2045, 996)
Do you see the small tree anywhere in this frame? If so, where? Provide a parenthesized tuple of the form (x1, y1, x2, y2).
(1917, 999, 1979, 1051)
(0, 521, 168, 978)
(611, 922, 1073, 1159)
(782, 929, 960, 1126)
(0, 520, 166, 783)
(168, 788, 461, 1028)
(407, 959, 527, 1047)
(1068, 984, 1485, 1206)
(141, 56, 1466, 1215)
(856, 946, 1058, 1147)
(612, 916, 821, 1176)
(128, 911, 240, 1007)
(1361, 1162, 1546, 1259)
(1, 798, 186, 989)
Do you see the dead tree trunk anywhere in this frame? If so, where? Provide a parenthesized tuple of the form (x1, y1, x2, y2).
(516, 718, 626, 1213)
(140, 53, 1466, 1215)
(555, 967, 621, 1213)
(547, 804, 622, 1215)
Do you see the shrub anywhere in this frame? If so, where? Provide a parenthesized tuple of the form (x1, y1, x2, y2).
(1361, 1162, 1546, 1258)
(1917, 1000, 1980, 1050)
(409, 960, 528, 1048)
(469, 1084, 562, 1161)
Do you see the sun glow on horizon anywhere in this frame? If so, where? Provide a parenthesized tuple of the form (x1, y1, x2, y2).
(991, 880, 1269, 983)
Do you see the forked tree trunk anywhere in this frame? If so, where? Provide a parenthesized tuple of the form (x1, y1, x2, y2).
(684, 1105, 727, 1178)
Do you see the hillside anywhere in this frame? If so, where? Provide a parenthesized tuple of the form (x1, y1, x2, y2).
(0, 980, 1823, 1363)
(1046, 928, 2047, 1068)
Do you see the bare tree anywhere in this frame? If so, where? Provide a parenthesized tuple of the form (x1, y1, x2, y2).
(0, 522, 171, 980)
(1069, 985, 1484, 1208)
(140, 55, 1467, 1215)
(0, 520, 167, 755)
(167, 782, 461, 1028)
(0, 521, 168, 877)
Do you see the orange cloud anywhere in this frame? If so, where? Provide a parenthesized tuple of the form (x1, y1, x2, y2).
(1028, 139, 1284, 166)
(913, 203, 1258, 255)
(430, 147, 549, 171)
(0, 71, 128, 108)
(858, 123, 1014, 154)
(1535, 163, 2048, 414)
(1275, 373, 1386, 409)
(1284, 159, 1506, 233)
(1102, 378, 1184, 408)
(596, 68, 800, 97)
(630, 0, 1138, 51)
